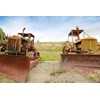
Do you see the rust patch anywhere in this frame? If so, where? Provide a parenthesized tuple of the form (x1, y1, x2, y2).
(61, 54, 100, 70)
(0, 55, 30, 82)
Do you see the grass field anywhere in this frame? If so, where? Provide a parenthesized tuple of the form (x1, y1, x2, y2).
(35, 42, 63, 61)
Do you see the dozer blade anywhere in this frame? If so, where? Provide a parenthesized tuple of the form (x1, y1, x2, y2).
(0, 55, 30, 82)
(61, 54, 100, 68)
(30, 58, 40, 69)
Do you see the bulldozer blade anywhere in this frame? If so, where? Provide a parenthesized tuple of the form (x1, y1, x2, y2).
(0, 55, 30, 82)
(61, 54, 100, 68)
(30, 58, 40, 69)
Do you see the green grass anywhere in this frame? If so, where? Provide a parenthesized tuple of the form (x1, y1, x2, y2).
(85, 73, 100, 83)
(50, 69, 66, 76)
(44, 80, 51, 83)
(0, 75, 14, 83)
(35, 42, 63, 61)
(40, 51, 61, 61)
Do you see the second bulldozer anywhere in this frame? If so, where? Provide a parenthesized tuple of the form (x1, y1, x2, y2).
(61, 27, 100, 69)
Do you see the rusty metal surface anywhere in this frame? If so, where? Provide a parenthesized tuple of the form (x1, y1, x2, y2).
(0, 55, 30, 82)
(30, 58, 40, 69)
(61, 54, 100, 68)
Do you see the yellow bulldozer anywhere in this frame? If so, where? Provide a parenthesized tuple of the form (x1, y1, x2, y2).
(0, 28, 40, 82)
(61, 27, 100, 68)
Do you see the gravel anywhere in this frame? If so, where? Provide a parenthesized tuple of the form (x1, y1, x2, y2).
(27, 61, 90, 83)
(0, 61, 99, 83)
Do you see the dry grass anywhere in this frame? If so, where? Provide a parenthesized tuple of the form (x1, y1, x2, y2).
(50, 68, 66, 76)
(0, 75, 14, 83)
(35, 42, 63, 61)
(85, 72, 100, 82)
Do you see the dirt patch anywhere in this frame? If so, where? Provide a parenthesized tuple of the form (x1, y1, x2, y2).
(27, 61, 100, 83)
(0, 61, 100, 83)
(27, 61, 60, 83)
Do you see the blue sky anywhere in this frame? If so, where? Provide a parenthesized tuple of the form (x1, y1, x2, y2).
(0, 16, 100, 42)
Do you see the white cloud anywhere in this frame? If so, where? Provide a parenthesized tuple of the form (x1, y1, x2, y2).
(0, 16, 100, 42)
(0, 17, 32, 35)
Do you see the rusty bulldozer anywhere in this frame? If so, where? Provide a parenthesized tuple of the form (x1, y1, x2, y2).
(61, 26, 100, 69)
(0, 28, 40, 82)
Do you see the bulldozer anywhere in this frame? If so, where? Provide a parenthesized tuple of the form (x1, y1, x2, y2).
(61, 26, 100, 69)
(0, 28, 40, 82)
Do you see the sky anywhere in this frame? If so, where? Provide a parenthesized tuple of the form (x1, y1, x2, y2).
(0, 16, 100, 42)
